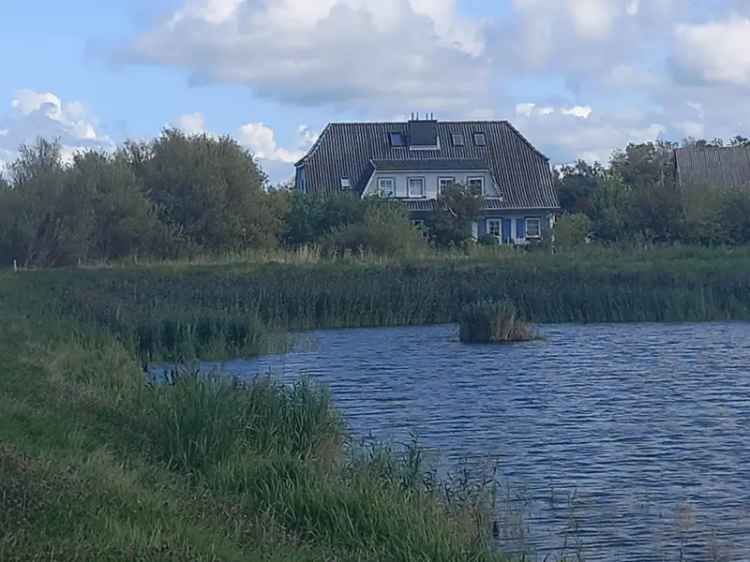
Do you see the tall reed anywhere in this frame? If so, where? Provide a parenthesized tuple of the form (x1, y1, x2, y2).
(459, 301, 538, 343)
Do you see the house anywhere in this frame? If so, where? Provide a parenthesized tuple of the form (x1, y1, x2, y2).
(675, 144, 750, 190)
(294, 117, 559, 244)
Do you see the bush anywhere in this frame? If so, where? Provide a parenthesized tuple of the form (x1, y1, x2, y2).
(283, 192, 367, 246)
(477, 234, 499, 247)
(459, 301, 538, 343)
(719, 188, 750, 244)
(324, 200, 427, 257)
(555, 213, 591, 248)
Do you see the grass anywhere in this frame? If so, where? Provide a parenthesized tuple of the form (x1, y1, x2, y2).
(6, 245, 750, 361)
(0, 296, 505, 562)
(3, 245, 750, 560)
(459, 301, 539, 343)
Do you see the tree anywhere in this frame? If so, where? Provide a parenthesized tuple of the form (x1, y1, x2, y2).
(3, 139, 89, 267)
(555, 160, 605, 215)
(68, 151, 177, 260)
(589, 175, 631, 242)
(125, 129, 280, 252)
(427, 183, 483, 248)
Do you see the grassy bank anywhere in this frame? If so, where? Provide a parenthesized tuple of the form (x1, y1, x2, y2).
(0, 298, 502, 561)
(2, 246, 750, 560)
(8, 245, 750, 360)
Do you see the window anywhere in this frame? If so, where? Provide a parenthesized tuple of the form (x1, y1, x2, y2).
(467, 176, 485, 196)
(526, 217, 542, 239)
(341, 177, 351, 189)
(438, 177, 456, 194)
(487, 219, 502, 241)
(389, 132, 406, 147)
(473, 132, 487, 146)
(452, 133, 465, 146)
(377, 177, 396, 197)
(408, 177, 425, 198)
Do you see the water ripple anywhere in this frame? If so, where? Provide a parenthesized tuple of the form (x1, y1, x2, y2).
(206, 322, 750, 562)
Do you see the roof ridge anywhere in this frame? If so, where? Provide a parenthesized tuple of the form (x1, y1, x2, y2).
(321, 120, 512, 126)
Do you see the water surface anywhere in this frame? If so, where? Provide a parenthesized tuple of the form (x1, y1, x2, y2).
(201, 323, 750, 561)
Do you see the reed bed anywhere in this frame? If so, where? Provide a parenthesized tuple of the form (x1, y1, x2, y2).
(459, 301, 539, 343)
(10, 246, 750, 360)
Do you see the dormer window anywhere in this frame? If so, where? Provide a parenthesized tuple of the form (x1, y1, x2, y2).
(473, 132, 487, 146)
(340, 177, 351, 189)
(452, 134, 465, 146)
(389, 132, 406, 147)
(467, 176, 485, 196)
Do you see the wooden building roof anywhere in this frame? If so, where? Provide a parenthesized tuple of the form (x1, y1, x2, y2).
(675, 145, 750, 189)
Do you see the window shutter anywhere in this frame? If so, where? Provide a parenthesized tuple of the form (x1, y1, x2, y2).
(502, 219, 512, 244)
(517, 219, 526, 239)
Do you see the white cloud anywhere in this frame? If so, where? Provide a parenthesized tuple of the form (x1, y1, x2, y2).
(513, 100, 666, 164)
(124, 0, 490, 113)
(561, 105, 593, 119)
(237, 121, 317, 164)
(515, 103, 591, 119)
(674, 16, 750, 87)
(172, 112, 208, 135)
(0, 89, 113, 175)
(566, 0, 618, 40)
(625, 0, 639, 17)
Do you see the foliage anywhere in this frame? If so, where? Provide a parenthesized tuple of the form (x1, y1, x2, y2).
(459, 300, 538, 343)
(0, 133, 290, 267)
(719, 188, 750, 245)
(428, 183, 484, 248)
(555, 139, 750, 246)
(283, 192, 370, 246)
(554, 213, 592, 248)
(324, 200, 427, 257)
(125, 129, 281, 252)
(555, 160, 605, 214)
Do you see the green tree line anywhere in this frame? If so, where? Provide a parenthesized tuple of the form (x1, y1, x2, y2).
(555, 138, 750, 247)
(2, 132, 750, 267)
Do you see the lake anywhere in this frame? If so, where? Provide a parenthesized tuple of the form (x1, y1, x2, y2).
(195, 322, 750, 561)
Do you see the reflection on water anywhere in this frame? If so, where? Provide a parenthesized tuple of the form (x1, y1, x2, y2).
(198, 322, 750, 561)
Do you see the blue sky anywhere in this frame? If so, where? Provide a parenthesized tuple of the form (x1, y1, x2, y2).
(2, 1, 749, 183)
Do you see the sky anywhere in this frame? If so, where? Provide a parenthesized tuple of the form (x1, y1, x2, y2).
(2, 0, 750, 183)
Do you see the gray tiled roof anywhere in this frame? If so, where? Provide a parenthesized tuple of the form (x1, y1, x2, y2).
(371, 158, 487, 172)
(402, 198, 508, 212)
(675, 145, 750, 190)
(296, 121, 559, 210)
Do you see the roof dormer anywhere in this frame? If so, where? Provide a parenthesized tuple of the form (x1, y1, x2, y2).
(408, 114, 439, 151)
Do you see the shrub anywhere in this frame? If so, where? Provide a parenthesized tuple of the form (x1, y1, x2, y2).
(555, 213, 591, 248)
(459, 301, 538, 343)
(324, 200, 427, 257)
